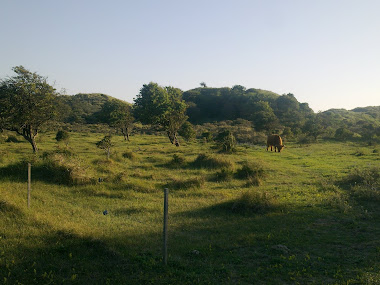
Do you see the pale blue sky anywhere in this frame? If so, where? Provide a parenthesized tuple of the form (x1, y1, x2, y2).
(1, 0, 379, 111)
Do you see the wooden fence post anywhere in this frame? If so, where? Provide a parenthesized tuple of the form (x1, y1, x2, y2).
(163, 188, 169, 265)
(27, 163, 31, 208)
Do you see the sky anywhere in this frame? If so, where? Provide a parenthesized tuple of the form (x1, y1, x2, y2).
(1, 0, 379, 112)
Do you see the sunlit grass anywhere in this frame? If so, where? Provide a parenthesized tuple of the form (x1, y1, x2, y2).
(0, 131, 379, 284)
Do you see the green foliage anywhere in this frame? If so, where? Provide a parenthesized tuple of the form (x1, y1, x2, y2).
(121, 150, 135, 160)
(1, 134, 380, 284)
(170, 154, 186, 167)
(0, 66, 58, 152)
(214, 167, 234, 182)
(55, 130, 70, 145)
(178, 121, 196, 141)
(96, 99, 134, 141)
(343, 166, 380, 190)
(215, 130, 237, 152)
(96, 135, 113, 159)
(201, 131, 213, 142)
(134, 82, 188, 145)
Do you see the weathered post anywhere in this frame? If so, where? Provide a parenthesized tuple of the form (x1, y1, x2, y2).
(163, 188, 169, 265)
(27, 163, 31, 208)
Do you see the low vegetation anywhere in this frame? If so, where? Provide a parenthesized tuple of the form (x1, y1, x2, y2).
(1, 132, 380, 284)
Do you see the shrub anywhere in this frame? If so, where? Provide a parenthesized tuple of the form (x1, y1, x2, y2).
(192, 153, 233, 169)
(232, 190, 278, 214)
(201, 132, 213, 143)
(343, 166, 380, 190)
(179, 122, 196, 141)
(170, 154, 186, 167)
(122, 150, 135, 160)
(214, 167, 234, 182)
(55, 130, 70, 145)
(235, 161, 266, 186)
(215, 130, 236, 152)
(96, 135, 113, 159)
(32, 152, 94, 185)
(6, 135, 19, 143)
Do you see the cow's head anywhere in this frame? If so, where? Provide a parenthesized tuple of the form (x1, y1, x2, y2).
(278, 144, 284, 152)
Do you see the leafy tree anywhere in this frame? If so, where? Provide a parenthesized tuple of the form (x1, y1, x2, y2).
(97, 100, 134, 141)
(200, 82, 207, 88)
(96, 135, 113, 159)
(303, 116, 324, 140)
(55, 130, 70, 146)
(251, 101, 278, 131)
(134, 82, 188, 146)
(0, 66, 58, 152)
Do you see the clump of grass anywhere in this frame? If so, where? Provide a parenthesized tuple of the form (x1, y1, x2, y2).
(5, 135, 20, 143)
(191, 153, 233, 169)
(232, 190, 278, 214)
(166, 176, 205, 190)
(352, 148, 368, 156)
(214, 167, 234, 182)
(170, 154, 186, 167)
(341, 166, 380, 201)
(122, 150, 135, 160)
(235, 161, 266, 186)
(41, 152, 94, 185)
(343, 166, 379, 189)
(323, 192, 352, 213)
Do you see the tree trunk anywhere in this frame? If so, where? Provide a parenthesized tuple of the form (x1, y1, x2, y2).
(121, 127, 130, 141)
(167, 131, 175, 144)
(18, 125, 38, 153)
(174, 132, 180, 147)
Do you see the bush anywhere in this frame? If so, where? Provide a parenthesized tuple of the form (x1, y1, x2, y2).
(343, 166, 380, 190)
(179, 122, 196, 141)
(122, 151, 135, 160)
(232, 190, 278, 214)
(215, 130, 236, 152)
(201, 132, 213, 143)
(214, 167, 234, 182)
(55, 130, 70, 145)
(170, 154, 186, 167)
(192, 153, 233, 169)
(6, 135, 19, 143)
(235, 161, 266, 186)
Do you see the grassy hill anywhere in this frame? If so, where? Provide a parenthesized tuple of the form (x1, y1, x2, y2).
(1, 131, 379, 284)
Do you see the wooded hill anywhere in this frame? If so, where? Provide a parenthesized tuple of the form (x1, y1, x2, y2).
(57, 87, 380, 142)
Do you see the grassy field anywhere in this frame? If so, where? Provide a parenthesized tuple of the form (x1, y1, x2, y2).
(1, 131, 380, 284)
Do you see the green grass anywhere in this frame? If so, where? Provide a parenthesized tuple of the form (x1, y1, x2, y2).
(1, 131, 380, 284)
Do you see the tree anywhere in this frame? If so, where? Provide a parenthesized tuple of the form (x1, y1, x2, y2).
(0, 66, 58, 152)
(251, 101, 278, 131)
(134, 82, 188, 146)
(97, 100, 134, 141)
(96, 135, 113, 159)
(200, 82, 207, 88)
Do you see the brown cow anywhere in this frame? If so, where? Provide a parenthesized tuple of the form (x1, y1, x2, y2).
(266, 134, 284, 152)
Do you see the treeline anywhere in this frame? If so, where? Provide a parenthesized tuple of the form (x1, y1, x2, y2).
(1, 66, 380, 154)
(56, 86, 380, 144)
